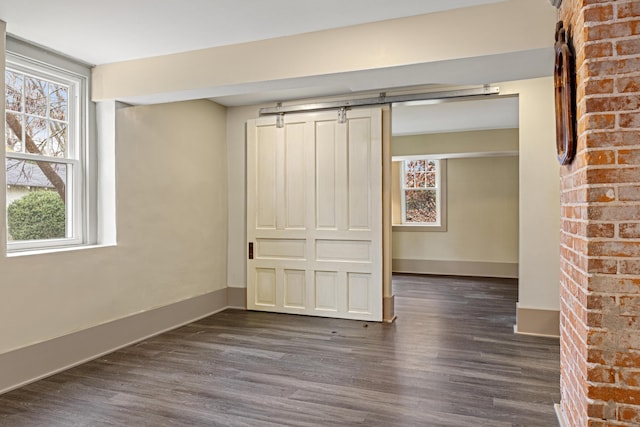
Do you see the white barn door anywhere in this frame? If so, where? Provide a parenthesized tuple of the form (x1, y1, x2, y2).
(247, 109, 383, 321)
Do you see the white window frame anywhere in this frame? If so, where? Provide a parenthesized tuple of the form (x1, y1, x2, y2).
(5, 49, 90, 252)
(393, 156, 447, 232)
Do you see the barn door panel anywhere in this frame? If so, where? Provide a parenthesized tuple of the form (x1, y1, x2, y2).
(247, 109, 382, 321)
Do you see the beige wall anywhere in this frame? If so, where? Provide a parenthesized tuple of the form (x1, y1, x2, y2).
(394, 156, 518, 262)
(501, 78, 560, 311)
(0, 99, 228, 354)
(392, 128, 519, 157)
(392, 132, 519, 265)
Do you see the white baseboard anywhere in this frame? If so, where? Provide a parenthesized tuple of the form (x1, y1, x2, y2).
(383, 295, 396, 323)
(0, 288, 229, 395)
(392, 258, 518, 278)
(515, 304, 560, 338)
(555, 403, 568, 427)
(227, 286, 247, 309)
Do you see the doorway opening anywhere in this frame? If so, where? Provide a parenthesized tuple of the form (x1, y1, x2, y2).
(390, 96, 520, 288)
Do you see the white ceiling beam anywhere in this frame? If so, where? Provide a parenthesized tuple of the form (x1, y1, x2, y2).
(91, 0, 556, 105)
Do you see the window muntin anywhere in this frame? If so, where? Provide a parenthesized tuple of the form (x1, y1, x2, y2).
(5, 55, 85, 251)
(401, 159, 441, 225)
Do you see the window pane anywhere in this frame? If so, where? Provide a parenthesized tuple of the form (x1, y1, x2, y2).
(6, 114, 68, 158)
(404, 159, 437, 190)
(49, 83, 68, 121)
(426, 172, 436, 187)
(405, 172, 416, 188)
(405, 189, 437, 223)
(5, 70, 23, 112)
(48, 121, 67, 157)
(5, 51, 85, 250)
(25, 116, 48, 150)
(408, 160, 427, 173)
(24, 76, 48, 117)
(6, 113, 23, 153)
(6, 159, 67, 241)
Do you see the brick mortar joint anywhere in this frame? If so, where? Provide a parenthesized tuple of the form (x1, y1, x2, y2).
(586, 218, 640, 224)
(582, 93, 640, 99)
(584, 165, 640, 170)
(560, 233, 589, 241)
(583, 16, 640, 27)
(581, 236, 640, 241)
(586, 203, 640, 207)
(560, 242, 589, 252)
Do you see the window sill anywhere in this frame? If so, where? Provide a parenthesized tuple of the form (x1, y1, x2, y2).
(6, 243, 116, 258)
(392, 224, 447, 232)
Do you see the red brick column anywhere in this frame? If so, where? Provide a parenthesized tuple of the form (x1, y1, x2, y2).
(559, 1, 640, 426)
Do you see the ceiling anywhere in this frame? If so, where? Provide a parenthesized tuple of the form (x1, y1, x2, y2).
(1, 0, 529, 134)
(1, 0, 504, 65)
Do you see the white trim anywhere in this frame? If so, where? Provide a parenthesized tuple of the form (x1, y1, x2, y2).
(512, 325, 560, 339)
(5, 242, 116, 257)
(227, 286, 247, 309)
(393, 224, 446, 232)
(396, 158, 447, 230)
(554, 404, 568, 427)
(515, 304, 560, 337)
(5, 43, 94, 252)
(6, 151, 78, 164)
(95, 101, 118, 246)
(400, 158, 442, 226)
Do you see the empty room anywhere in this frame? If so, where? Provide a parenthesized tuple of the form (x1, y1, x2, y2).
(0, 1, 638, 426)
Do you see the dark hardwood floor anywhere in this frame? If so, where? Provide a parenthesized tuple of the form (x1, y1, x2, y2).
(0, 274, 560, 426)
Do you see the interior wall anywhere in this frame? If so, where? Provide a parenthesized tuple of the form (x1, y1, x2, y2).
(500, 77, 560, 313)
(392, 155, 519, 269)
(227, 77, 560, 335)
(226, 78, 560, 320)
(0, 99, 228, 355)
(392, 128, 519, 157)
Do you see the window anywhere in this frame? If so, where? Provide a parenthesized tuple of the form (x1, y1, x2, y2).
(393, 158, 446, 231)
(5, 51, 88, 251)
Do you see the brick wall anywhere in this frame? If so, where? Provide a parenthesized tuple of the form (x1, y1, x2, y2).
(559, 1, 640, 426)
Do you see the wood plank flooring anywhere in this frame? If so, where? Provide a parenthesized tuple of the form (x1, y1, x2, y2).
(0, 274, 560, 426)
